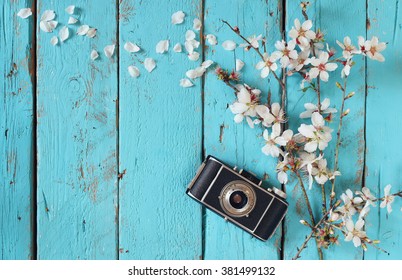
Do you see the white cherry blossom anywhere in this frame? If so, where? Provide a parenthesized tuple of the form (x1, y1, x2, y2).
(298, 112, 332, 152)
(262, 123, 292, 158)
(273, 40, 298, 68)
(341, 59, 353, 78)
(276, 154, 290, 184)
(355, 187, 376, 207)
(239, 34, 263, 49)
(364, 36, 387, 62)
(229, 85, 261, 127)
(345, 219, 367, 248)
(289, 50, 311, 71)
(336, 36, 360, 59)
(256, 105, 275, 127)
(256, 53, 278, 78)
(300, 98, 337, 118)
(299, 152, 323, 189)
(289, 19, 316, 47)
(309, 52, 338, 82)
(380, 184, 395, 213)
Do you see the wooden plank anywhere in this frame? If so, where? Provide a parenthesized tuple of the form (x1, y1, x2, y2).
(36, 1, 118, 259)
(203, 0, 283, 259)
(0, 0, 35, 260)
(284, 0, 366, 259)
(365, 0, 402, 260)
(118, 0, 203, 259)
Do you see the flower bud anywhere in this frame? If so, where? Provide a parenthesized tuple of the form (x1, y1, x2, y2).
(345, 91, 355, 99)
(233, 26, 240, 34)
(335, 82, 343, 90)
(342, 109, 350, 117)
(299, 220, 308, 226)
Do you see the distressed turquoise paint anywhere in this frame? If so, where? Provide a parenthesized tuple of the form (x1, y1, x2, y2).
(0, 0, 35, 259)
(284, 0, 366, 260)
(36, 1, 118, 259)
(365, 0, 402, 260)
(203, 0, 283, 259)
(118, 0, 203, 259)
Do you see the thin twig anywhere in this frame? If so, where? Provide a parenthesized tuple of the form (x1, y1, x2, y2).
(330, 78, 348, 207)
(292, 200, 341, 260)
(221, 20, 286, 90)
(320, 184, 327, 215)
(295, 172, 316, 225)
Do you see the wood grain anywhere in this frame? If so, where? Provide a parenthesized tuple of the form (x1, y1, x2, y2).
(36, 0, 118, 259)
(203, 0, 283, 259)
(118, 0, 203, 259)
(0, 0, 35, 260)
(365, 0, 402, 260)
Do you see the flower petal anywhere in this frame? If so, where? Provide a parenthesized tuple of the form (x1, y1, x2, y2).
(59, 26, 69, 42)
(325, 63, 338, 71)
(193, 18, 202, 31)
(156, 40, 169, 53)
(17, 8, 32, 19)
(77, 25, 89, 35)
(180, 78, 194, 88)
(41, 10, 55, 21)
(68, 16, 78, 24)
(144, 58, 156, 73)
(173, 43, 182, 53)
(128, 65, 140, 78)
(40, 20, 58, 33)
(222, 40, 236, 51)
(188, 52, 200, 61)
(90, 50, 99, 60)
(50, 36, 58, 46)
(86, 28, 97, 38)
(65, 5, 75, 15)
(206, 34, 217, 45)
(236, 59, 245, 71)
(124, 41, 141, 53)
(104, 44, 115, 58)
(171, 11, 185, 25)
(201, 60, 214, 69)
(185, 30, 196, 41)
(311, 112, 325, 127)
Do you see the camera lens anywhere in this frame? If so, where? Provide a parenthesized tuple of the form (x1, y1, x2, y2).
(220, 181, 256, 217)
(229, 191, 248, 209)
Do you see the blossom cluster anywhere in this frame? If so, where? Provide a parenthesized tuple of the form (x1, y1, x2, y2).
(216, 14, 400, 257)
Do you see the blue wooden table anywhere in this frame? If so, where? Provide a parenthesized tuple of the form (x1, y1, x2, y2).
(1, 0, 401, 260)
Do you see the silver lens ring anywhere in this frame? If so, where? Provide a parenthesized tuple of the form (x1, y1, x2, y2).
(219, 180, 256, 217)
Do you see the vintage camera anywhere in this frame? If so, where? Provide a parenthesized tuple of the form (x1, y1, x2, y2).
(186, 155, 288, 241)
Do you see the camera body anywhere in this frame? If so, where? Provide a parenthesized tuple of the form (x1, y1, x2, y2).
(186, 155, 288, 241)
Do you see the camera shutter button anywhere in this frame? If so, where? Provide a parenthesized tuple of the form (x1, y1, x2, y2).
(273, 187, 287, 199)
